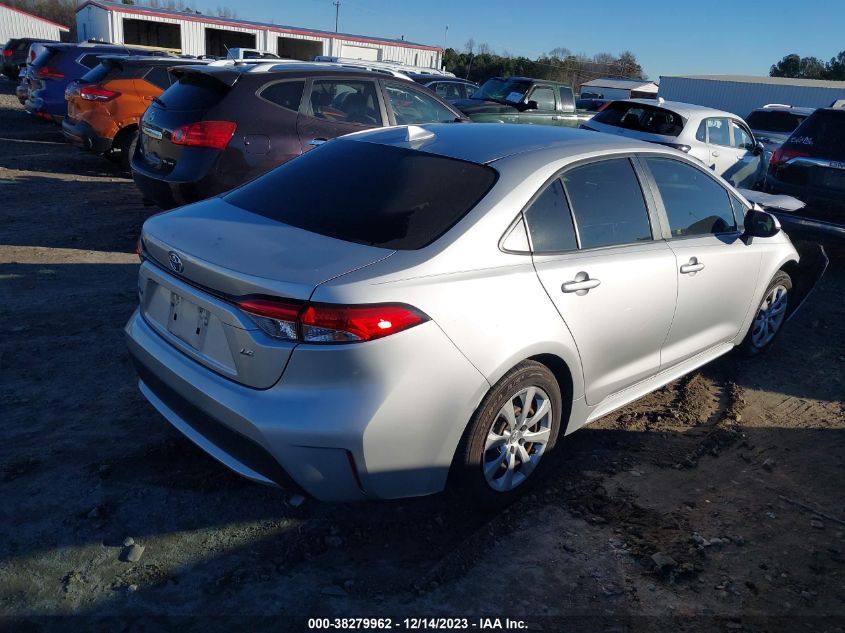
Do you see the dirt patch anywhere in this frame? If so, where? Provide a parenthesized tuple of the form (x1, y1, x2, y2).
(1, 78, 844, 631)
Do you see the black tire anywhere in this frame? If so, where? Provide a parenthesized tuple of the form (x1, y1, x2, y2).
(118, 129, 138, 174)
(738, 270, 792, 357)
(453, 361, 563, 507)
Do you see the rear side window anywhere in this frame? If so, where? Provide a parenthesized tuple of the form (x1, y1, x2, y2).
(224, 140, 498, 250)
(259, 80, 304, 112)
(30, 47, 60, 69)
(524, 179, 578, 253)
(559, 87, 575, 110)
(158, 73, 230, 110)
(80, 63, 120, 84)
(783, 110, 845, 160)
(78, 54, 103, 69)
(562, 159, 653, 249)
(644, 157, 737, 236)
(746, 110, 804, 133)
(592, 102, 685, 137)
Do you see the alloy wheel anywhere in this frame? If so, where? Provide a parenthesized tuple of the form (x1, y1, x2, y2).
(751, 284, 788, 349)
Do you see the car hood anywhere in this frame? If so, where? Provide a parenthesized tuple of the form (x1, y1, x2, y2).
(451, 98, 519, 115)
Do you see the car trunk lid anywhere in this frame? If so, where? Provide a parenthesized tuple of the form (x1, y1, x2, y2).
(139, 198, 395, 388)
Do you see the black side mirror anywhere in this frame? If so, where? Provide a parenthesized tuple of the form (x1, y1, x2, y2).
(744, 208, 781, 238)
(753, 140, 765, 156)
(525, 100, 538, 110)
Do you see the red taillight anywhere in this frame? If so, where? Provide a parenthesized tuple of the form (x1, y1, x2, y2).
(170, 121, 236, 149)
(235, 298, 428, 343)
(36, 67, 64, 79)
(79, 85, 121, 102)
(2, 50, 12, 58)
(770, 147, 810, 167)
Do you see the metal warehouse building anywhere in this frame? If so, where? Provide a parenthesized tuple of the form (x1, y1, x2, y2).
(659, 74, 845, 118)
(579, 78, 659, 100)
(75, 0, 443, 68)
(1, 3, 70, 43)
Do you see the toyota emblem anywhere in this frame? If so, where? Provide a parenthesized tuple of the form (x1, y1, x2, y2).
(168, 251, 184, 274)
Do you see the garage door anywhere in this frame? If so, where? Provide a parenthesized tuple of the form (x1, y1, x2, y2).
(340, 44, 379, 61)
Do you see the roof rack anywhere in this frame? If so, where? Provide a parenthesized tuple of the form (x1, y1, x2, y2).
(763, 103, 794, 108)
(313, 56, 453, 77)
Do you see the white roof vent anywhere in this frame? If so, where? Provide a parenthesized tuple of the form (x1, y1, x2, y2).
(658, 96, 665, 105)
(405, 125, 435, 142)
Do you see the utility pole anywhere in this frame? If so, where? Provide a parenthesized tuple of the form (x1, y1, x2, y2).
(444, 25, 449, 50)
(333, 1, 340, 33)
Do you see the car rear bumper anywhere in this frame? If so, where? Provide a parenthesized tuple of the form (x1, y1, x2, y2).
(124, 307, 489, 501)
(61, 118, 112, 153)
(24, 95, 64, 124)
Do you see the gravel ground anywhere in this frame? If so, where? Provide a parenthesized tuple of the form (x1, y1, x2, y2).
(1, 78, 844, 632)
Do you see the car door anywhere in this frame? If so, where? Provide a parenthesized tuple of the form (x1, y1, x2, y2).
(520, 84, 558, 125)
(699, 117, 738, 177)
(382, 80, 460, 125)
(722, 119, 763, 188)
(639, 156, 762, 368)
(296, 77, 384, 153)
(527, 158, 677, 405)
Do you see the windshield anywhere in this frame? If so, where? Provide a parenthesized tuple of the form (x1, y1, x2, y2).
(470, 78, 530, 103)
(224, 140, 498, 250)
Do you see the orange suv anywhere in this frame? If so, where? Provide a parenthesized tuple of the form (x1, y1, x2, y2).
(62, 55, 205, 170)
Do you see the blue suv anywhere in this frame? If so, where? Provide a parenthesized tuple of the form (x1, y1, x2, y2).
(25, 42, 170, 123)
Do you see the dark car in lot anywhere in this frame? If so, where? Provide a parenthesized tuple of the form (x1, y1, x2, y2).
(765, 108, 845, 238)
(131, 63, 467, 208)
(746, 104, 815, 154)
(2, 37, 57, 80)
(450, 76, 580, 126)
(406, 73, 478, 101)
(24, 42, 170, 123)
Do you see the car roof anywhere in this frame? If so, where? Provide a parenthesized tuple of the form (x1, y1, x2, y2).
(489, 76, 568, 86)
(343, 122, 664, 165)
(621, 98, 740, 118)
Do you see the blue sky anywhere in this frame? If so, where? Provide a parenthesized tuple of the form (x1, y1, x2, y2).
(194, 0, 843, 79)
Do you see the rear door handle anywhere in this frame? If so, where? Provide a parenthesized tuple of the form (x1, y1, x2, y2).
(680, 258, 705, 274)
(562, 272, 601, 294)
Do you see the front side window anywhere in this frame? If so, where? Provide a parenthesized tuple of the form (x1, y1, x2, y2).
(433, 82, 462, 101)
(562, 159, 653, 249)
(384, 81, 457, 125)
(644, 157, 737, 237)
(731, 120, 754, 150)
(528, 86, 556, 111)
(260, 80, 304, 112)
(524, 179, 578, 253)
(308, 80, 382, 126)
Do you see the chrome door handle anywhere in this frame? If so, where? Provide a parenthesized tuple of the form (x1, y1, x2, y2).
(711, 151, 720, 157)
(309, 138, 328, 146)
(680, 258, 705, 274)
(562, 273, 601, 294)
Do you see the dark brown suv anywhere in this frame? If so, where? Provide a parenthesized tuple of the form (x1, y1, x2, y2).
(131, 63, 468, 208)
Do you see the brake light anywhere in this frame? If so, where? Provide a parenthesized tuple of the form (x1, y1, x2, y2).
(2, 50, 12, 58)
(770, 147, 810, 167)
(236, 298, 429, 343)
(36, 67, 64, 79)
(170, 121, 236, 149)
(79, 85, 121, 102)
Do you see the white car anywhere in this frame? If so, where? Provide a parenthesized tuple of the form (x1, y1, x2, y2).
(582, 99, 766, 189)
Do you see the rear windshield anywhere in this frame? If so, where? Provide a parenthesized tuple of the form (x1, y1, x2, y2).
(157, 73, 230, 110)
(783, 109, 845, 160)
(30, 47, 60, 69)
(80, 62, 121, 84)
(224, 140, 498, 250)
(592, 101, 686, 137)
(746, 110, 806, 133)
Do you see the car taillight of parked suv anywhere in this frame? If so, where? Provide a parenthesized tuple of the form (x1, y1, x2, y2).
(25, 42, 172, 124)
(62, 56, 208, 170)
(131, 63, 467, 209)
(766, 108, 845, 223)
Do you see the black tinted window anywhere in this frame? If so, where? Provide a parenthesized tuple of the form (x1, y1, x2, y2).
(645, 157, 736, 236)
(158, 73, 230, 109)
(563, 159, 652, 249)
(260, 80, 304, 111)
(80, 63, 120, 84)
(592, 102, 685, 137)
(224, 141, 497, 250)
(144, 66, 172, 90)
(524, 179, 577, 253)
(746, 110, 805, 133)
(730, 195, 746, 231)
(79, 54, 102, 69)
(784, 110, 845, 160)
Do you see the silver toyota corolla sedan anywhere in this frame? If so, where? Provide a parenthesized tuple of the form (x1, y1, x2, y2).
(125, 123, 799, 504)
